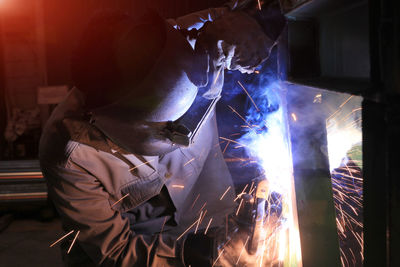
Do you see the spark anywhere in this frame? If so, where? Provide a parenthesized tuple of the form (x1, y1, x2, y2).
(50, 230, 75, 247)
(340, 95, 354, 108)
(236, 235, 250, 265)
(111, 193, 130, 208)
(190, 194, 200, 210)
(224, 157, 254, 162)
(204, 218, 213, 235)
(238, 81, 260, 112)
(230, 81, 304, 265)
(344, 118, 362, 130)
(259, 228, 268, 267)
(129, 160, 154, 171)
(313, 93, 322, 103)
(337, 108, 362, 125)
(172, 184, 185, 189)
(219, 137, 248, 148)
(198, 202, 207, 214)
(212, 248, 225, 267)
(234, 184, 249, 202)
(212, 66, 222, 86)
(67, 230, 80, 254)
(200, 210, 208, 224)
(222, 140, 231, 154)
(257, 0, 262, 10)
(241, 184, 249, 194)
(236, 198, 244, 216)
(194, 211, 203, 234)
(331, 162, 363, 266)
(291, 113, 297, 122)
(220, 186, 231, 200)
(228, 105, 253, 128)
(249, 181, 255, 194)
(326, 95, 354, 122)
(176, 220, 199, 241)
(183, 157, 195, 166)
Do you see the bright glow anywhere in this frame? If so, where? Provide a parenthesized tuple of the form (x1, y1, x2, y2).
(327, 124, 361, 171)
(239, 81, 302, 266)
(291, 113, 297, 122)
(326, 96, 362, 171)
(326, 94, 363, 266)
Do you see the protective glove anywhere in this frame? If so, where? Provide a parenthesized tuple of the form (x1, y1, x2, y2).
(196, 11, 275, 75)
(195, 10, 275, 99)
(182, 214, 261, 267)
(183, 197, 283, 267)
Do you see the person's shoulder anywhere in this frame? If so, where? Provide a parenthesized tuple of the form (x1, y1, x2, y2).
(39, 89, 90, 167)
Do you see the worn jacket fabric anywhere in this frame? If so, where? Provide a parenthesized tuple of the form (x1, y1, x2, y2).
(39, 88, 235, 266)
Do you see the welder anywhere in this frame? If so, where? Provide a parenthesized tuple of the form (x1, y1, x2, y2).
(39, 1, 281, 266)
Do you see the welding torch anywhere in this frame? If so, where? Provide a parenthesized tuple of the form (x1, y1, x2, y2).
(235, 178, 270, 255)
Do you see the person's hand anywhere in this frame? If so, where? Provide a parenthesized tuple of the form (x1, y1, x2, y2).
(196, 11, 275, 74)
(211, 212, 282, 267)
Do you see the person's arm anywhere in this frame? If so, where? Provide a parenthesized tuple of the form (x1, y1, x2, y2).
(43, 159, 191, 267)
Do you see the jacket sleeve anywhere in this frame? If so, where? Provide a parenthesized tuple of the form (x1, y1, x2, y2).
(42, 159, 185, 267)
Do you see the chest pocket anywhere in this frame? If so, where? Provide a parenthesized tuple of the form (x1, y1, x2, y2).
(111, 152, 164, 212)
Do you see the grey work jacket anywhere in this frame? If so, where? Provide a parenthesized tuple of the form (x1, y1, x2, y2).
(39, 88, 235, 266)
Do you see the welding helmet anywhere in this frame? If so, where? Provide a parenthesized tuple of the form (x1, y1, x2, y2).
(72, 11, 208, 155)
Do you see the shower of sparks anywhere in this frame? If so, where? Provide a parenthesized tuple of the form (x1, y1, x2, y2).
(326, 94, 363, 266)
(326, 96, 354, 123)
(128, 160, 154, 172)
(219, 137, 248, 148)
(228, 105, 253, 128)
(230, 80, 302, 266)
(183, 157, 195, 166)
(220, 186, 231, 200)
(238, 81, 260, 112)
(111, 193, 130, 208)
(331, 162, 363, 266)
(50, 230, 75, 247)
(67, 230, 80, 254)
